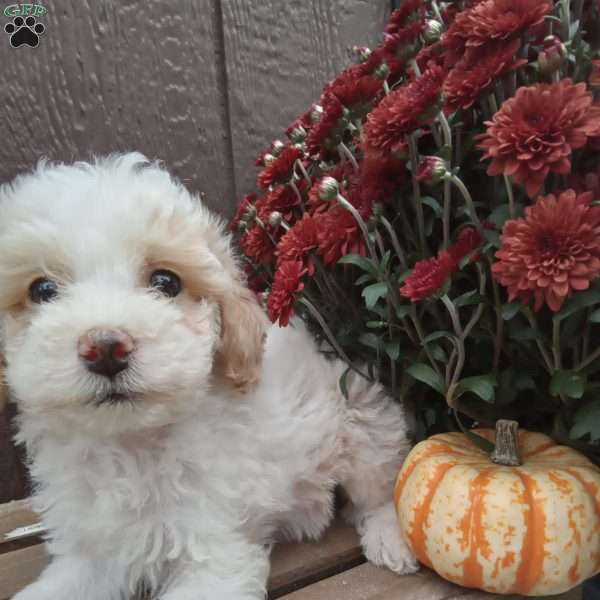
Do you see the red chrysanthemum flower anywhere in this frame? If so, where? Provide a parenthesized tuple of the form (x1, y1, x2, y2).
(443, 0, 551, 64)
(257, 145, 303, 189)
(492, 190, 600, 312)
(305, 93, 345, 157)
(244, 264, 269, 295)
(324, 63, 384, 109)
(267, 261, 306, 327)
(360, 144, 407, 203)
(240, 225, 278, 266)
(415, 41, 445, 72)
(478, 80, 600, 198)
(307, 163, 356, 214)
(385, 0, 426, 35)
(317, 206, 369, 266)
(363, 65, 445, 155)
(286, 109, 313, 141)
(449, 226, 484, 264)
(443, 39, 525, 113)
(230, 193, 256, 232)
(591, 60, 600, 89)
(276, 214, 319, 275)
(256, 182, 306, 224)
(400, 251, 456, 302)
(383, 21, 425, 60)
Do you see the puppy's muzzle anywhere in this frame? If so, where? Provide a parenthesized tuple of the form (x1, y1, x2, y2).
(78, 329, 135, 379)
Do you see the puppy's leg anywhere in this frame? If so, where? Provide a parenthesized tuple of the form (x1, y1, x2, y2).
(12, 555, 127, 600)
(160, 539, 269, 600)
(339, 374, 418, 575)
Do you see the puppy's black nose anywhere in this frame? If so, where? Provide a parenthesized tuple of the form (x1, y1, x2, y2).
(78, 329, 135, 379)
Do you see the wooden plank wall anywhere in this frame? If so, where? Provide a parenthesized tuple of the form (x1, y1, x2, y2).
(0, 1, 389, 501)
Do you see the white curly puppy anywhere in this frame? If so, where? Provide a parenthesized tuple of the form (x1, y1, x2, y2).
(0, 154, 416, 600)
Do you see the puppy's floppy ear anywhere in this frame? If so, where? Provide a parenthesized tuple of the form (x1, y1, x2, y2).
(216, 281, 267, 392)
(202, 216, 267, 392)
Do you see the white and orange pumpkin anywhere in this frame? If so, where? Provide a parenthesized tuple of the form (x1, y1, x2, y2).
(394, 424, 600, 596)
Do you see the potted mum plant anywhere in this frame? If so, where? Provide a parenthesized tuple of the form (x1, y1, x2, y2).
(231, 0, 600, 465)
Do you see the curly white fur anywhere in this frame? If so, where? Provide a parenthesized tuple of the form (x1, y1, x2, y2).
(0, 154, 417, 600)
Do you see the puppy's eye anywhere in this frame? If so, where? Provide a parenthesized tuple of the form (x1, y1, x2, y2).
(149, 270, 181, 297)
(29, 278, 59, 304)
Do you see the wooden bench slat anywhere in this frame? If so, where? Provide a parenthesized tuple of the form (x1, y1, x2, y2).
(0, 499, 363, 600)
(0, 544, 47, 600)
(269, 520, 362, 598)
(0, 500, 38, 541)
(279, 562, 583, 600)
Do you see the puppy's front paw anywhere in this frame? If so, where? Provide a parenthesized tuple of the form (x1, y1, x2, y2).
(359, 503, 419, 575)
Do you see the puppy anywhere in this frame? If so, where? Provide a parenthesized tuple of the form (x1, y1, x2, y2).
(0, 154, 417, 600)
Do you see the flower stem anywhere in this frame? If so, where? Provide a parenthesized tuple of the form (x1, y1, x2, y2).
(430, 0, 444, 23)
(503, 174, 516, 218)
(338, 142, 359, 173)
(380, 215, 407, 268)
(289, 179, 304, 206)
(294, 159, 311, 185)
(489, 266, 504, 372)
(438, 111, 453, 249)
(408, 134, 428, 256)
(300, 296, 371, 381)
(577, 346, 600, 372)
(336, 192, 378, 263)
(383, 80, 391, 95)
(524, 308, 553, 373)
(447, 174, 484, 235)
(552, 319, 562, 370)
(409, 305, 444, 378)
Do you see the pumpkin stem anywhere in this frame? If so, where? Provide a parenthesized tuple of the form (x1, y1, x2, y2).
(490, 419, 522, 466)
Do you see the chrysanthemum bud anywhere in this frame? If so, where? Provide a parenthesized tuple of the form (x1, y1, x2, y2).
(373, 62, 390, 81)
(538, 35, 567, 75)
(310, 104, 324, 124)
(269, 211, 283, 227)
(243, 204, 257, 223)
(415, 156, 449, 185)
(238, 221, 248, 233)
(318, 176, 340, 200)
(423, 19, 443, 44)
(263, 153, 276, 165)
(351, 45, 372, 63)
(271, 140, 285, 156)
(289, 125, 307, 143)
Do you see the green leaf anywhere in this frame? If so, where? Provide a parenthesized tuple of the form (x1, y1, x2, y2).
(338, 254, 377, 274)
(553, 289, 600, 322)
(429, 343, 448, 363)
(421, 196, 443, 217)
(455, 375, 497, 403)
(483, 229, 501, 248)
(589, 308, 600, 323)
(339, 367, 351, 401)
(502, 302, 521, 321)
(395, 303, 411, 319)
(354, 273, 373, 286)
(362, 282, 388, 309)
(550, 370, 586, 399)
(508, 326, 539, 342)
(454, 290, 484, 308)
(406, 363, 445, 395)
(570, 400, 600, 441)
(385, 340, 400, 361)
(366, 320, 387, 329)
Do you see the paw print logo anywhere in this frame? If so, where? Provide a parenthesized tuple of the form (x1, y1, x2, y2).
(4, 15, 45, 48)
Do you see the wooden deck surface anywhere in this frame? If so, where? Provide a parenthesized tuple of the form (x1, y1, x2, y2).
(0, 500, 583, 600)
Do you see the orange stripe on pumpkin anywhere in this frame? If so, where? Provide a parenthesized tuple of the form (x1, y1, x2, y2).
(514, 471, 547, 595)
(394, 443, 464, 506)
(409, 461, 455, 568)
(459, 468, 495, 589)
(566, 468, 600, 569)
(524, 440, 556, 457)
